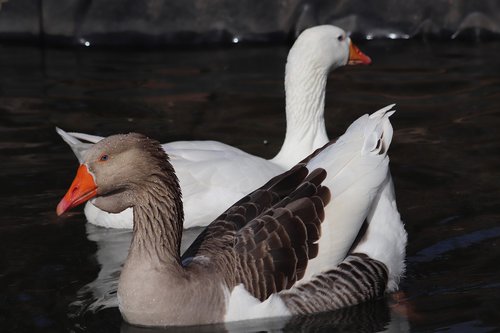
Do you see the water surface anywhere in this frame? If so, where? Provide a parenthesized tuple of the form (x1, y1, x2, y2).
(0, 40, 499, 332)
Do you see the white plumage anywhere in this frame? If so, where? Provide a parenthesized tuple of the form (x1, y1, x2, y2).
(223, 105, 406, 323)
(56, 25, 371, 229)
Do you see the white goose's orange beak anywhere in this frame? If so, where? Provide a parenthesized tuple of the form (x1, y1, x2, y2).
(57, 164, 97, 216)
(348, 41, 372, 65)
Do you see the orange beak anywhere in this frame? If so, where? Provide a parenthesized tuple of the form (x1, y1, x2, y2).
(348, 41, 372, 65)
(56, 164, 97, 216)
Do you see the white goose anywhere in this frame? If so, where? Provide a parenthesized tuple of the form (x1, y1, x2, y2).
(56, 106, 406, 327)
(56, 24, 372, 229)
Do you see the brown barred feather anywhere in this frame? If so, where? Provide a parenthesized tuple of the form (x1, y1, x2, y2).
(280, 254, 389, 315)
(181, 163, 330, 301)
(283, 298, 391, 333)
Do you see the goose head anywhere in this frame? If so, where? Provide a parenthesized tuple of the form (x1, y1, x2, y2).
(56, 133, 178, 216)
(288, 25, 371, 73)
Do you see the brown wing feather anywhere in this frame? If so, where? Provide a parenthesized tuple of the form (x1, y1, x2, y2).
(181, 163, 331, 301)
(234, 190, 329, 300)
(181, 164, 309, 261)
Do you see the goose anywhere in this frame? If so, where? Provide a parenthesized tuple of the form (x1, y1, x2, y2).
(56, 106, 407, 327)
(56, 24, 372, 229)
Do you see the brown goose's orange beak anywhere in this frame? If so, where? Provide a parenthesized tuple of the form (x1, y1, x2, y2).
(57, 164, 97, 216)
(348, 41, 372, 65)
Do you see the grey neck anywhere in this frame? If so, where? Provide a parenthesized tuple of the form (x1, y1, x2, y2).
(118, 173, 227, 326)
(129, 174, 184, 267)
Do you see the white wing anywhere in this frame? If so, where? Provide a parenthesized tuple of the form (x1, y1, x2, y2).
(304, 105, 396, 276)
(165, 142, 284, 228)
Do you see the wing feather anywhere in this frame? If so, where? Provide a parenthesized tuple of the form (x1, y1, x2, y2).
(182, 161, 331, 301)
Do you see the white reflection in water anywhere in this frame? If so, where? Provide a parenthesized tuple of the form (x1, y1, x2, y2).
(69, 223, 203, 316)
(69, 221, 410, 331)
(119, 299, 410, 332)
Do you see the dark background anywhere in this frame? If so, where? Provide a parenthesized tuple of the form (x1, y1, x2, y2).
(2, 0, 500, 46)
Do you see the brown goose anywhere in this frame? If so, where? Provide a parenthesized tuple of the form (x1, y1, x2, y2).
(57, 106, 406, 326)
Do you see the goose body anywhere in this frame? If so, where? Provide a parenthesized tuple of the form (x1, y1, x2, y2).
(56, 24, 371, 229)
(57, 105, 406, 327)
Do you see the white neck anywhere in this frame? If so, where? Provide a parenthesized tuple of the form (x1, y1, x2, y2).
(271, 60, 330, 169)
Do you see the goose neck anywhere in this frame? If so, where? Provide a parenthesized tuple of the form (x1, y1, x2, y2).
(272, 63, 329, 167)
(129, 175, 184, 267)
(285, 63, 328, 127)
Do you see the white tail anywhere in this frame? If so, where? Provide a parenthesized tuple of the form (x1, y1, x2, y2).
(56, 127, 92, 163)
(303, 105, 397, 278)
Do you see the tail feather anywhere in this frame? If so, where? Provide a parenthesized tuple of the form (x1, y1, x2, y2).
(56, 127, 93, 163)
(369, 103, 396, 119)
(67, 131, 104, 144)
(303, 105, 396, 279)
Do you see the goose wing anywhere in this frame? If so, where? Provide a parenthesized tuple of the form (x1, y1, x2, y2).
(181, 163, 331, 301)
(165, 142, 284, 228)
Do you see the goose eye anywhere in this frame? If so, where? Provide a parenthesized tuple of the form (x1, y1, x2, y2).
(99, 154, 109, 162)
(337, 35, 345, 42)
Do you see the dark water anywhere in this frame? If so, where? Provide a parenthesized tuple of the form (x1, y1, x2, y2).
(1, 39, 499, 332)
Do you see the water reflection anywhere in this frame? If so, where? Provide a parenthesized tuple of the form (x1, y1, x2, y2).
(68, 224, 132, 316)
(120, 299, 409, 332)
(69, 224, 203, 316)
(70, 223, 412, 331)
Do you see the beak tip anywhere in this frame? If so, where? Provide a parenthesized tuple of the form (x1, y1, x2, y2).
(56, 200, 68, 216)
(348, 41, 372, 65)
(56, 164, 98, 218)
